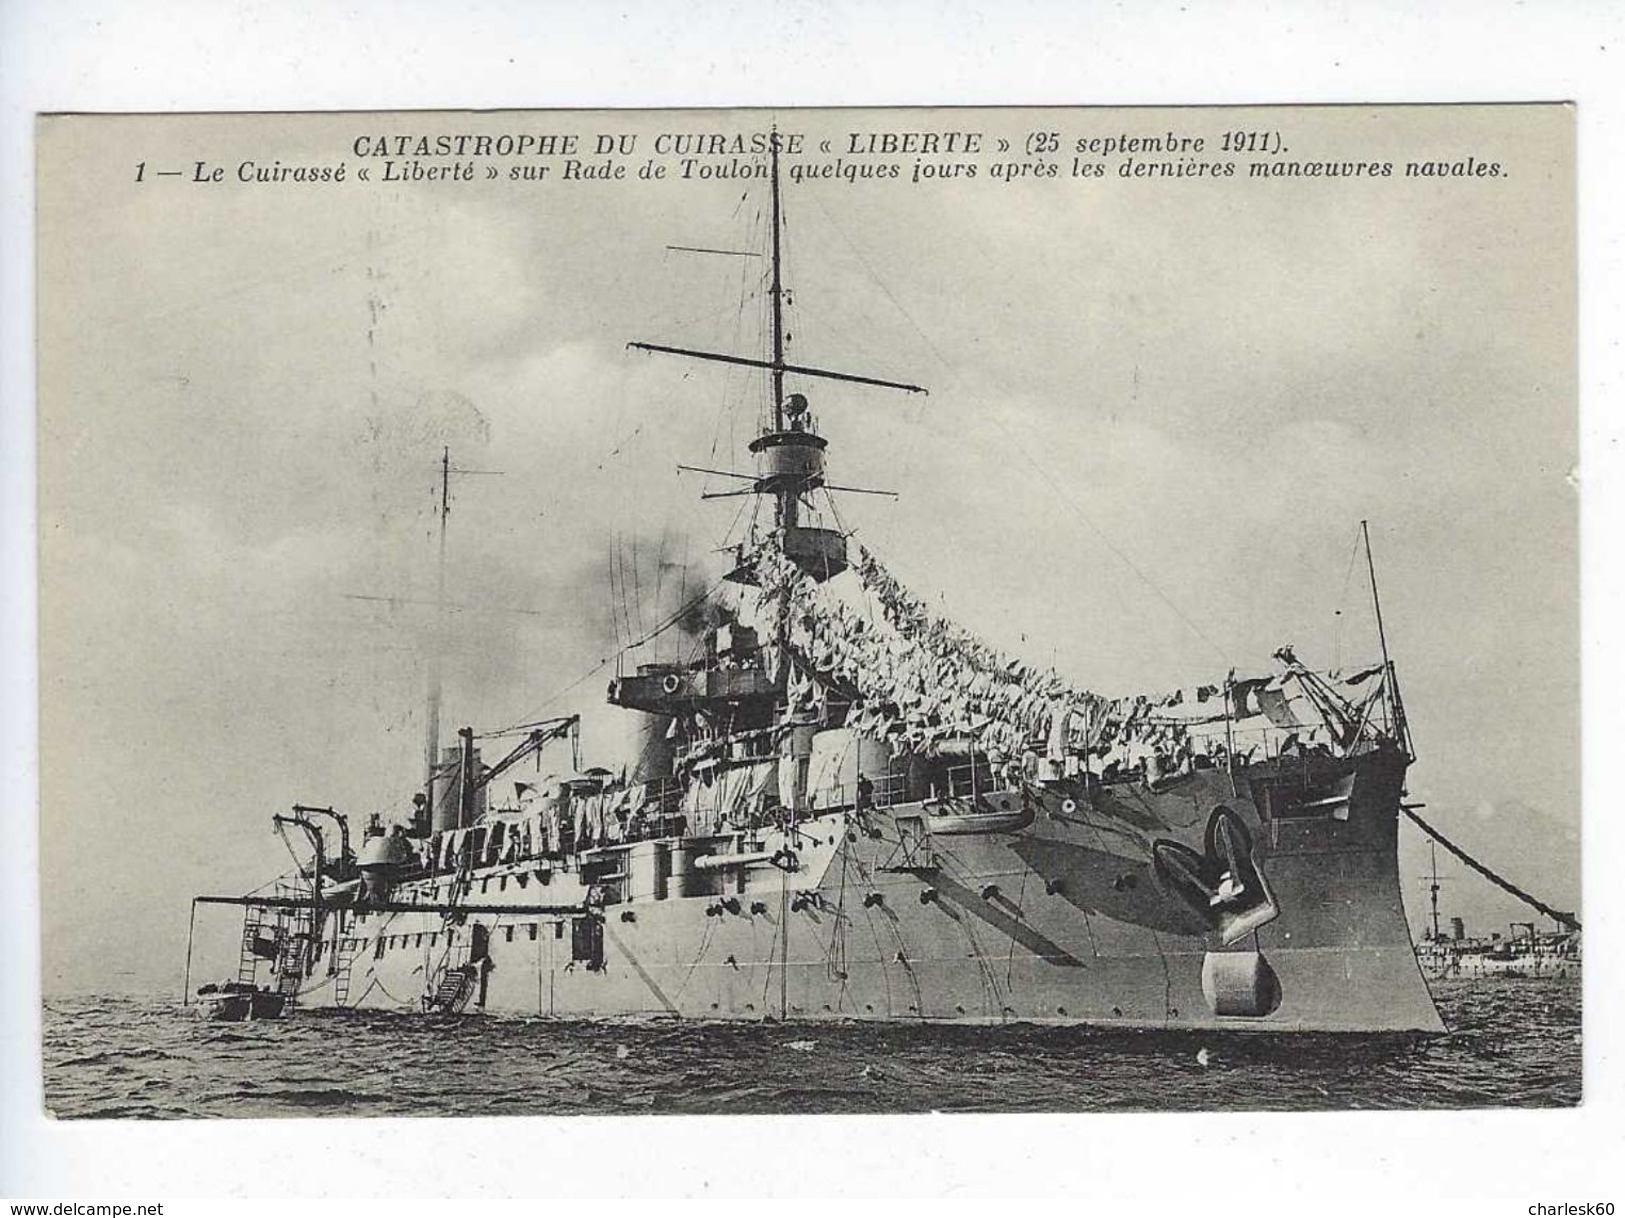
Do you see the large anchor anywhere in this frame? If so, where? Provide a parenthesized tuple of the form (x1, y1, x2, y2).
(1151, 807, 1280, 945)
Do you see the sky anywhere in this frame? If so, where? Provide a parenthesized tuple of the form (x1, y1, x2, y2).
(35, 105, 1576, 994)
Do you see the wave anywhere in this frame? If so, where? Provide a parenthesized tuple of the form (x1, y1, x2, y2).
(53, 1047, 183, 1068)
(39, 975, 1581, 1118)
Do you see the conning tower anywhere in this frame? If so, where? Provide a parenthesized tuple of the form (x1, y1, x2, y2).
(751, 393, 847, 580)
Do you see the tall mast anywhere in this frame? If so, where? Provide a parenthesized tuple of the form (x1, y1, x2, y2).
(1361, 518, 1411, 754)
(1360, 519, 1391, 675)
(768, 137, 793, 1018)
(769, 130, 786, 438)
(1427, 840, 1441, 941)
(423, 447, 450, 825)
(767, 131, 794, 530)
(625, 129, 924, 579)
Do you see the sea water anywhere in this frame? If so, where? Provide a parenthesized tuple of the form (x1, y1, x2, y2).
(39, 976, 1580, 1118)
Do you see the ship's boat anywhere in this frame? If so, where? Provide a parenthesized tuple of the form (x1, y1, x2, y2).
(194, 981, 289, 1021)
(191, 136, 1446, 1034)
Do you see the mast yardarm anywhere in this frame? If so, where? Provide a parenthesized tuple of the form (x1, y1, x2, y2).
(628, 127, 925, 573)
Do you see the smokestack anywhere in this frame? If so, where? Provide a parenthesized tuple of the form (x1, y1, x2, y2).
(631, 713, 675, 782)
(431, 742, 486, 832)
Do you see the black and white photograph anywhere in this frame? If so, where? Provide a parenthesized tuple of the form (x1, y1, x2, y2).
(29, 104, 1580, 1123)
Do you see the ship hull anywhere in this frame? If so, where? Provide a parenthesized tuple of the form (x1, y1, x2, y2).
(1417, 949, 1580, 982)
(273, 745, 1443, 1033)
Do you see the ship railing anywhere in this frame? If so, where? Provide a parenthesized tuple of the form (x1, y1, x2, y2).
(417, 780, 691, 872)
(809, 780, 852, 813)
(941, 761, 1006, 800)
(1072, 720, 1390, 785)
(813, 763, 1020, 812)
(637, 777, 688, 809)
(878, 760, 1000, 803)
(674, 730, 777, 769)
(872, 771, 909, 807)
(808, 770, 910, 814)
(849, 770, 910, 808)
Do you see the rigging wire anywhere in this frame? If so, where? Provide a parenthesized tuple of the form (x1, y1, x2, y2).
(614, 534, 637, 651)
(1332, 521, 1366, 671)
(485, 572, 735, 736)
(1402, 806, 1580, 931)
(630, 531, 646, 641)
(805, 193, 935, 499)
(673, 523, 695, 667)
(606, 539, 621, 655)
(650, 518, 672, 660)
(806, 189, 1232, 668)
(963, 405, 1234, 667)
(649, 291, 764, 338)
(721, 486, 755, 554)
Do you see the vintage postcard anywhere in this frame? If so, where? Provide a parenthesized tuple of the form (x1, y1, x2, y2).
(35, 105, 1577, 1117)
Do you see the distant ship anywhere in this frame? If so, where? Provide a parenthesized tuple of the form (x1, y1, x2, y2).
(1412, 842, 1581, 981)
(190, 134, 1446, 1033)
(1415, 920, 1581, 982)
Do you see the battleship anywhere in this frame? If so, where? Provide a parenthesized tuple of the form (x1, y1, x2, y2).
(1415, 920, 1581, 982)
(1412, 841, 1582, 982)
(188, 136, 1448, 1033)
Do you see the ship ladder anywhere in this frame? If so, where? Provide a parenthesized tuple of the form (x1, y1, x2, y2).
(881, 812, 937, 873)
(276, 964, 302, 1001)
(331, 935, 363, 1007)
(275, 907, 309, 1003)
(236, 912, 265, 986)
(427, 965, 473, 1014)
